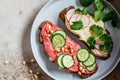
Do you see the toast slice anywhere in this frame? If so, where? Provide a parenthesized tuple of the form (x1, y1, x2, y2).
(39, 21, 98, 78)
(59, 6, 113, 59)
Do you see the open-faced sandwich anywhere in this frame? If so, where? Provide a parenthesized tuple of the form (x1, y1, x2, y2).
(59, 6, 113, 59)
(39, 21, 98, 78)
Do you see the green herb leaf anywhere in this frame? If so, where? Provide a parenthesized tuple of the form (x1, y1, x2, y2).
(111, 11, 117, 27)
(87, 36, 96, 49)
(103, 10, 114, 21)
(71, 20, 83, 30)
(75, 8, 89, 15)
(75, 8, 81, 13)
(100, 34, 112, 42)
(100, 41, 112, 53)
(102, 10, 117, 27)
(90, 24, 103, 36)
(94, 10, 105, 21)
(79, 0, 94, 7)
(82, 8, 89, 15)
(99, 34, 112, 53)
(95, 0, 105, 11)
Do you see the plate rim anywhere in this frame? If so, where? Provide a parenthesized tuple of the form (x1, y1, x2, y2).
(30, 0, 120, 80)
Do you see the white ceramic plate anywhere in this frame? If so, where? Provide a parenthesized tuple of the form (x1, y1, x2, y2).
(31, 0, 120, 80)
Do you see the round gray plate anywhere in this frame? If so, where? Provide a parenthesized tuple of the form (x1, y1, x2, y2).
(31, 0, 120, 80)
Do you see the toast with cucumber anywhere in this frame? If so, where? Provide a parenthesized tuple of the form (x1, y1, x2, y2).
(39, 21, 98, 78)
(59, 6, 113, 59)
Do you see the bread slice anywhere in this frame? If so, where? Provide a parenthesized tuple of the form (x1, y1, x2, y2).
(39, 21, 98, 78)
(59, 6, 113, 59)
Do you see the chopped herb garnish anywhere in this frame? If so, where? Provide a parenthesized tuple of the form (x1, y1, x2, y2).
(75, 8, 81, 13)
(100, 34, 112, 42)
(94, 10, 105, 21)
(90, 24, 103, 37)
(75, 8, 89, 15)
(100, 41, 112, 53)
(94, 0, 105, 11)
(82, 7, 89, 15)
(99, 34, 112, 53)
(71, 20, 83, 30)
(87, 36, 96, 49)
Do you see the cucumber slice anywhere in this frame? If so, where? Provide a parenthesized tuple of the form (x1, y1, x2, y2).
(86, 63, 96, 71)
(57, 54, 65, 68)
(52, 33, 66, 48)
(54, 30, 66, 39)
(83, 54, 96, 67)
(77, 49, 90, 62)
(62, 55, 74, 68)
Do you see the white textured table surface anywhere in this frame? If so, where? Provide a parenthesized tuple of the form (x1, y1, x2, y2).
(0, 0, 53, 80)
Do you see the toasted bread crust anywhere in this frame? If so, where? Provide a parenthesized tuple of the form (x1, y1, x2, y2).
(59, 6, 75, 22)
(59, 6, 112, 60)
(79, 64, 98, 78)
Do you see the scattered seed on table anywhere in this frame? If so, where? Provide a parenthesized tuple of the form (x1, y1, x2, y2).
(29, 69, 33, 74)
(34, 74, 38, 79)
(22, 60, 26, 65)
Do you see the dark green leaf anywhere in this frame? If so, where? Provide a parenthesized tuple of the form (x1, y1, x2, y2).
(87, 36, 96, 49)
(79, 0, 94, 7)
(111, 11, 117, 27)
(103, 10, 114, 21)
(75, 8, 81, 13)
(94, 10, 105, 21)
(71, 20, 83, 30)
(75, 8, 89, 15)
(100, 41, 112, 53)
(100, 34, 112, 43)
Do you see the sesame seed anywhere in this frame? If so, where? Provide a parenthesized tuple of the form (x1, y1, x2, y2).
(29, 69, 33, 74)
(64, 45, 67, 48)
(50, 30, 54, 34)
(4, 61, 9, 65)
(31, 59, 35, 63)
(79, 66, 83, 71)
(48, 24, 51, 30)
(78, 72, 81, 75)
(62, 47, 64, 51)
(36, 72, 40, 75)
(55, 47, 60, 52)
(82, 69, 85, 73)
(34, 74, 38, 79)
(73, 56, 76, 60)
(64, 49, 68, 52)
(22, 60, 26, 65)
(80, 63, 83, 66)
(71, 49, 73, 53)
(48, 34, 51, 37)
